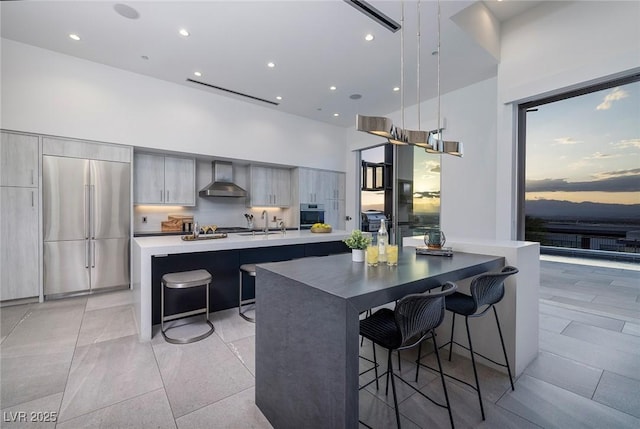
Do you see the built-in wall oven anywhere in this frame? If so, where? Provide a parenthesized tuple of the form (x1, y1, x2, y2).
(300, 203, 325, 229)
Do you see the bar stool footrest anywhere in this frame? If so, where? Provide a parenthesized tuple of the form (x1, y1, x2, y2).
(162, 319, 215, 344)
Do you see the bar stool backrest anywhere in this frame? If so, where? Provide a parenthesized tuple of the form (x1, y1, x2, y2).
(394, 283, 457, 349)
(470, 266, 519, 313)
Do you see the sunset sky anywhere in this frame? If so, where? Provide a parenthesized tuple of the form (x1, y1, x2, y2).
(526, 80, 640, 206)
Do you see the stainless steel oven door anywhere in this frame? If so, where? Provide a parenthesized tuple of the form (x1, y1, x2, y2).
(300, 203, 324, 229)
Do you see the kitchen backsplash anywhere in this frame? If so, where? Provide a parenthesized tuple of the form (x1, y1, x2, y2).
(133, 161, 295, 232)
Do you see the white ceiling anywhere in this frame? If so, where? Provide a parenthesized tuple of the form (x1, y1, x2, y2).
(0, 0, 543, 127)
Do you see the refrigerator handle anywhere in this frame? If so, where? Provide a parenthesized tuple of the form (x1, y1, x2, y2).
(91, 240, 96, 268)
(90, 185, 96, 239)
(84, 185, 90, 239)
(85, 241, 90, 268)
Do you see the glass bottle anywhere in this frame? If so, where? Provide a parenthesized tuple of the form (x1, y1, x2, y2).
(377, 219, 388, 262)
(193, 220, 199, 238)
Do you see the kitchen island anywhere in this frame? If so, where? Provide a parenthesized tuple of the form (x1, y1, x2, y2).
(254, 249, 506, 429)
(132, 230, 350, 341)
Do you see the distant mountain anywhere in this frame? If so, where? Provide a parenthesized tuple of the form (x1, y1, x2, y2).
(525, 199, 640, 221)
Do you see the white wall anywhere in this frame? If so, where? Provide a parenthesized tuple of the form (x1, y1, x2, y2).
(0, 39, 347, 172)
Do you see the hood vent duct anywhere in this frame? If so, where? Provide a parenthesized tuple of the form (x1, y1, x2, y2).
(199, 161, 247, 198)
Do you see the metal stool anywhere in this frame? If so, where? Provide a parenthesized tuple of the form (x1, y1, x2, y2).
(161, 269, 215, 344)
(239, 264, 256, 322)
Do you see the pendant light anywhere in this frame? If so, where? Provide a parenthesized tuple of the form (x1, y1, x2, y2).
(426, 0, 463, 157)
(356, 0, 462, 157)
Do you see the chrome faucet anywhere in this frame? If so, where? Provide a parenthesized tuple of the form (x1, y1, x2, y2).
(261, 210, 268, 234)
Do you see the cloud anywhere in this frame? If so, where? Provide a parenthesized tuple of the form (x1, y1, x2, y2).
(526, 169, 640, 192)
(584, 151, 616, 159)
(613, 139, 640, 149)
(596, 87, 629, 110)
(593, 168, 640, 180)
(553, 137, 580, 145)
(414, 191, 440, 199)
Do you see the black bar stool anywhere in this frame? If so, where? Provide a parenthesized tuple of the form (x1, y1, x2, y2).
(238, 264, 256, 322)
(359, 283, 458, 429)
(418, 266, 519, 420)
(161, 269, 215, 344)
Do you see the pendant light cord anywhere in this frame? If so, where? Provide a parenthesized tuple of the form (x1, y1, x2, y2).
(400, 1, 405, 132)
(437, 0, 441, 140)
(417, 0, 421, 131)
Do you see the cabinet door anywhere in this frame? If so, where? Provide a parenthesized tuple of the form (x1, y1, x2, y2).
(1, 187, 39, 300)
(324, 199, 345, 230)
(134, 153, 165, 204)
(249, 166, 272, 206)
(272, 168, 291, 207)
(298, 168, 319, 203)
(164, 156, 195, 206)
(335, 173, 346, 200)
(1, 132, 39, 188)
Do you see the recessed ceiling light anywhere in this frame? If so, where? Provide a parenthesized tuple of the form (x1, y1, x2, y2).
(393, 87, 400, 92)
(194, 71, 202, 77)
(179, 29, 190, 37)
(365, 34, 374, 41)
(330, 86, 337, 91)
(267, 62, 276, 68)
(276, 96, 282, 100)
(69, 34, 81, 41)
(333, 113, 340, 117)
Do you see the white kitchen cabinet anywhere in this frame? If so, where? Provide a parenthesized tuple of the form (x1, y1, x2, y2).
(134, 153, 196, 206)
(42, 136, 131, 163)
(249, 165, 291, 207)
(324, 198, 346, 230)
(321, 171, 345, 201)
(0, 187, 39, 300)
(1, 132, 39, 188)
(297, 168, 345, 228)
(299, 168, 322, 203)
(298, 168, 345, 204)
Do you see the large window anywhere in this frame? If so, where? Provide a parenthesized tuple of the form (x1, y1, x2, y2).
(519, 76, 640, 255)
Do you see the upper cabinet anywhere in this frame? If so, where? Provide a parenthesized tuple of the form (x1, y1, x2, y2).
(296, 168, 346, 229)
(248, 165, 291, 207)
(298, 168, 345, 204)
(1, 132, 39, 187)
(134, 153, 195, 206)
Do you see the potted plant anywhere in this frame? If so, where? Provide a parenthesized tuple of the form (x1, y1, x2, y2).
(343, 229, 371, 262)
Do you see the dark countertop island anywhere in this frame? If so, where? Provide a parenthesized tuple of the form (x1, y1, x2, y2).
(255, 249, 505, 429)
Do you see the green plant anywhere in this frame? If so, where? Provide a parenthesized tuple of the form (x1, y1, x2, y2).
(343, 229, 371, 250)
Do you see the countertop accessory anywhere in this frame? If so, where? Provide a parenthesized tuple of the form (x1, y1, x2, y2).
(415, 246, 453, 257)
(181, 233, 228, 241)
(310, 225, 332, 233)
(424, 227, 446, 249)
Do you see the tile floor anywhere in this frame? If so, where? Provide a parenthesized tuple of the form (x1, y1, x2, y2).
(0, 256, 638, 428)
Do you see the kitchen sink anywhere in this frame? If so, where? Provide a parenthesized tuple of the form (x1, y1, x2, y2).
(237, 232, 282, 236)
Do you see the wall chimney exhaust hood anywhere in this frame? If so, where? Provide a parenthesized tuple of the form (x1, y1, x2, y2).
(199, 161, 247, 198)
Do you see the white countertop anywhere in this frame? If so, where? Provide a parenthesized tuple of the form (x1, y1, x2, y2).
(133, 229, 350, 255)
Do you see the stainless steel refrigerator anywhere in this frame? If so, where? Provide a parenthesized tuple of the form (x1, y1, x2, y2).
(43, 155, 130, 296)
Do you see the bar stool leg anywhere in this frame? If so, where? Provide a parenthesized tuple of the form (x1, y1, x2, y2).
(465, 316, 485, 420)
(432, 331, 454, 429)
(161, 280, 165, 335)
(494, 307, 515, 391)
(448, 312, 456, 361)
